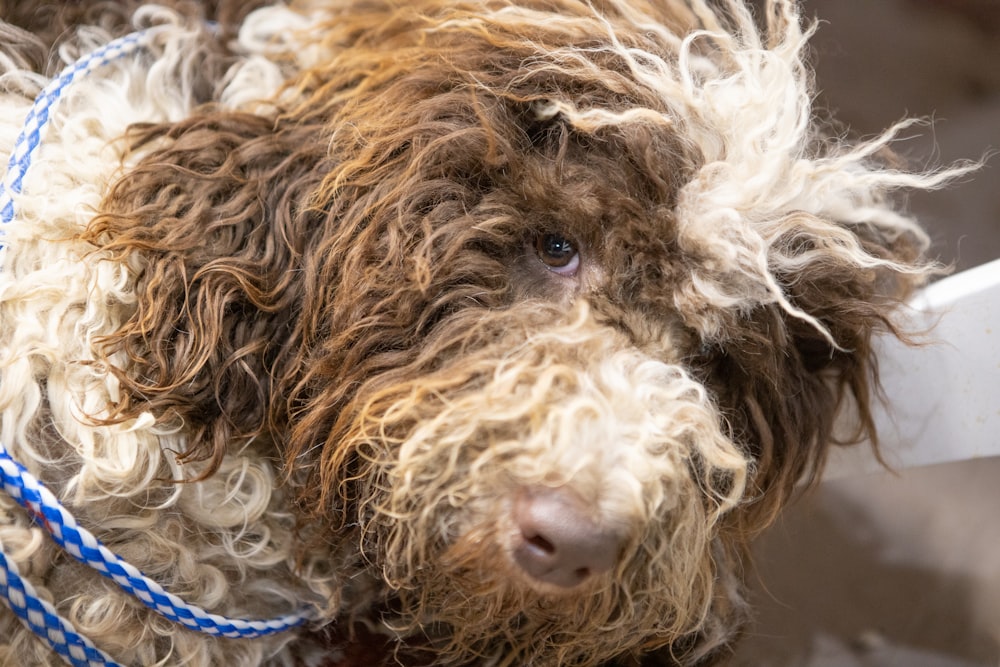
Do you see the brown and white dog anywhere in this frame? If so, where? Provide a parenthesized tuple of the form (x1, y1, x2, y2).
(0, 1, 970, 665)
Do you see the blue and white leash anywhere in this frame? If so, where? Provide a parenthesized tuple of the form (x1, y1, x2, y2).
(0, 546, 121, 667)
(0, 28, 158, 230)
(0, 27, 314, 666)
(0, 442, 313, 638)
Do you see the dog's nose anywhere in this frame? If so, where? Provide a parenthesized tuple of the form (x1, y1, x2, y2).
(511, 488, 622, 588)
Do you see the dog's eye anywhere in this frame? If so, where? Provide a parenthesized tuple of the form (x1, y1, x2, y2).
(534, 233, 580, 276)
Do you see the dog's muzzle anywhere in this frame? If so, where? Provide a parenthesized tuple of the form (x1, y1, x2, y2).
(348, 303, 748, 595)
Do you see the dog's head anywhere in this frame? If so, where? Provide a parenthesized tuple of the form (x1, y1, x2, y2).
(86, 0, 952, 664)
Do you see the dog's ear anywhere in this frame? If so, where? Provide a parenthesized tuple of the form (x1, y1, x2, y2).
(692, 208, 933, 534)
(644, 0, 980, 535)
(84, 112, 332, 476)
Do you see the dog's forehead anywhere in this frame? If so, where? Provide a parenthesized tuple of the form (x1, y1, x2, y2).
(498, 122, 690, 223)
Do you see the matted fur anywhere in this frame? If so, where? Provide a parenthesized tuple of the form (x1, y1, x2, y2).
(0, 1, 972, 665)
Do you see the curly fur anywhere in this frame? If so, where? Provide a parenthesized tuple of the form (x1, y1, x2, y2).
(0, 1, 974, 665)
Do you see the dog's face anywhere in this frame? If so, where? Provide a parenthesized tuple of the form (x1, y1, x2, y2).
(82, 0, 935, 664)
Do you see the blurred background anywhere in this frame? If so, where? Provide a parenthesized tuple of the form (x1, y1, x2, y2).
(732, 1, 1000, 665)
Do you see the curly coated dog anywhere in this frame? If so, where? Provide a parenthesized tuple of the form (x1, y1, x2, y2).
(0, 1, 971, 665)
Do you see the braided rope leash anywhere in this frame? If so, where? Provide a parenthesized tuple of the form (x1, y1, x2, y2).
(0, 26, 314, 666)
(0, 442, 313, 638)
(0, 549, 121, 667)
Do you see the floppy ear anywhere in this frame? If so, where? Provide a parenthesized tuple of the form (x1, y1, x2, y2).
(649, 0, 974, 531)
(84, 112, 332, 475)
(785, 213, 932, 437)
(694, 209, 934, 535)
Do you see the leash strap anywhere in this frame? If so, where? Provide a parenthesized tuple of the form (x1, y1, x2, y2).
(0, 27, 313, 666)
(0, 442, 313, 638)
(0, 29, 156, 229)
(0, 548, 121, 667)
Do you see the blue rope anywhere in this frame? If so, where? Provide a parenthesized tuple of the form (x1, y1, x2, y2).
(0, 29, 159, 230)
(0, 442, 314, 639)
(0, 26, 314, 666)
(0, 549, 121, 667)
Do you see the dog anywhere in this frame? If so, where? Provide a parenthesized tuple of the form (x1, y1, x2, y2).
(0, 1, 972, 665)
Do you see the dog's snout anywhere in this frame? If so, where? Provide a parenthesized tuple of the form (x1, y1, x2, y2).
(511, 488, 623, 588)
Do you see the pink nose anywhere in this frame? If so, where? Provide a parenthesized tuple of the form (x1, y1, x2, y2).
(511, 488, 623, 588)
